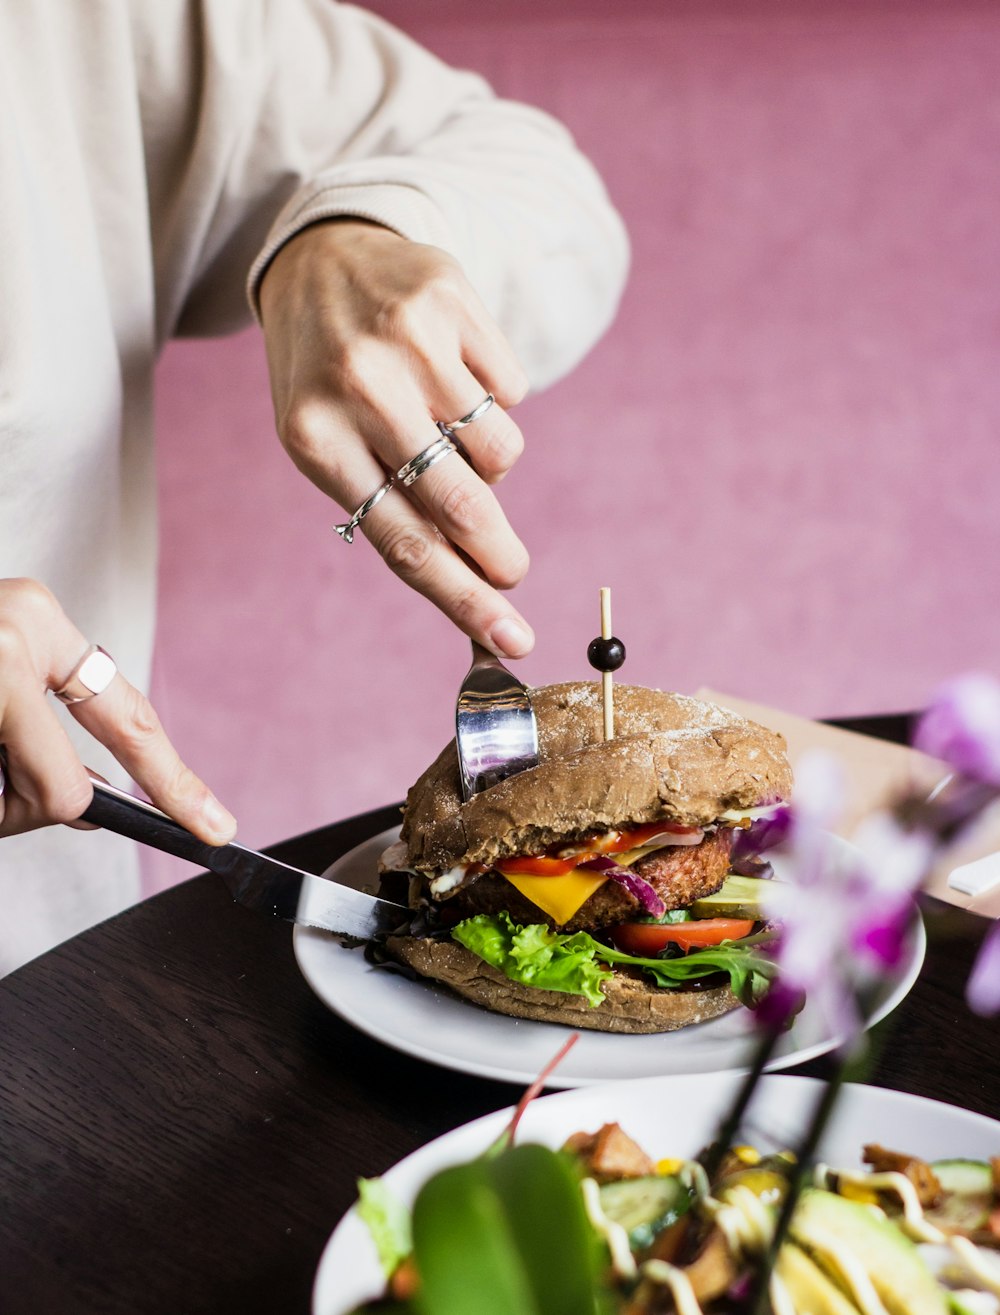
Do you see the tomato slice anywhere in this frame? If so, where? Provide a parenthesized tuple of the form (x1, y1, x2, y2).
(610, 918, 755, 956)
(497, 821, 703, 878)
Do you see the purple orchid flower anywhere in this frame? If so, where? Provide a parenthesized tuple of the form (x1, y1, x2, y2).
(966, 921, 1000, 1017)
(913, 673, 1000, 786)
(761, 753, 931, 1044)
(914, 673, 1000, 1018)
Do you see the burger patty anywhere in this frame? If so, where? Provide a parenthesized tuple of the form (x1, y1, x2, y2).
(436, 828, 734, 934)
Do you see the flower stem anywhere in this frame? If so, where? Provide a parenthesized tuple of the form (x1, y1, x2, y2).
(702, 1021, 784, 1181)
(746, 1065, 849, 1314)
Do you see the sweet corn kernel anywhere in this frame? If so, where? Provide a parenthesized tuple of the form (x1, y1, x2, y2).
(656, 1157, 684, 1176)
(838, 1180, 880, 1207)
(733, 1146, 761, 1166)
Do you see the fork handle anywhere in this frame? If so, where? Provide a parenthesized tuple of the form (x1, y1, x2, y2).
(469, 640, 503, 670)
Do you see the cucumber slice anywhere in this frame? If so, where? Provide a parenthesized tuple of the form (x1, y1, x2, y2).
(927, 1160, 995, 1236)
(932, 1160, 994, 1195)
(690, 875, 773, 919)
(597, 1175, 692, 1251)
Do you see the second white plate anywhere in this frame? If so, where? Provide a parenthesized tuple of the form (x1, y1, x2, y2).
(313, 1073, 999, 1315)
(294, 826, 926, 1087)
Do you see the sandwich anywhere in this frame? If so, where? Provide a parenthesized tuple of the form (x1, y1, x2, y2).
(379, 682, 792, 1034)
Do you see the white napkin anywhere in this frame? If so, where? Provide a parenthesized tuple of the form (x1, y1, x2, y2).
(696, 689, 1000, 920)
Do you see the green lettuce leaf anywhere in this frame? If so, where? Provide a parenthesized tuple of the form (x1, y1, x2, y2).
(451, 913, 613, 1006)
(356, 1176, 412, 1277)
(450, 913, 779, 1009)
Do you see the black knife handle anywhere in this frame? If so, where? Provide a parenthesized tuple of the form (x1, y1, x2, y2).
(82, 775, 232, 875)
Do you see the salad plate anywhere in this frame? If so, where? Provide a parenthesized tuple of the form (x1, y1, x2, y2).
(293, 826, 926, 1088)
(312, 1072, 1000, 1314)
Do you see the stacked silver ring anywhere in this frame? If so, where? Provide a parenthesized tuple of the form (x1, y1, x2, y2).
(395, 433, 457, 487)
(333, 392, 494, 544)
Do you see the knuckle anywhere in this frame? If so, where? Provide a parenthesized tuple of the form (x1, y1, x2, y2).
(113, 686, 163, 757)
(0, 576, 59, 625)
(161, 761, 210, 815)
(46, 774, 95, 825)
(335, 338, 383, 401)
(378, 525, 436, 580)
(438, 480, 488, 537)
(0, 617, 29, 672)
(488, 544, 530, 591)
(477, 424, 524, 479)
(445, 585, 486, 632)
(279, 397, 330, 461)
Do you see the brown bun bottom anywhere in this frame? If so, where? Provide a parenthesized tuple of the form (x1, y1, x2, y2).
(385, 935, 741, 1035)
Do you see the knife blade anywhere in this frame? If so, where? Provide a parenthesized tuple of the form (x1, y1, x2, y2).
(82, 776, 411, 940)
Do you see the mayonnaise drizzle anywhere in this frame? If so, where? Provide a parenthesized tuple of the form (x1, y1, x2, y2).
(815, 1165, 946, 1243)
(582, 1155, 998, 1315)
(580, 1178, 637, 1281)
(816, 1163, 1000, 1298)
(639, 1260, 704, 1315)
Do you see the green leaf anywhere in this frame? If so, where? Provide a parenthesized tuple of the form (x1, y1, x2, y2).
(356, 1176, 412, 1276)
(451, 913, 613, 1006)
(597, 933, 781, 1007)
(411, 1145, 606, 1315)
(451, 913, 779, 1009)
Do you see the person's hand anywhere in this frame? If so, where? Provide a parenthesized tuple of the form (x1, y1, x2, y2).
(258, 220, 535, 659)
(0, 578, 236, 842)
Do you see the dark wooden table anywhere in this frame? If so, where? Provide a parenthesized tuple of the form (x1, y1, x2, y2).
(1, 716, 997, 1314)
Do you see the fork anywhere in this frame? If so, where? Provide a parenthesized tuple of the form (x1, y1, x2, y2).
(455, 641, 540, 801)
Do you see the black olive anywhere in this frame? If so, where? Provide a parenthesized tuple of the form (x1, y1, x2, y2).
(587, 636, 626, 672)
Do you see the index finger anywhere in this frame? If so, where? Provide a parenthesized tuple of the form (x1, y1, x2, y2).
(70, 676, 237, 845)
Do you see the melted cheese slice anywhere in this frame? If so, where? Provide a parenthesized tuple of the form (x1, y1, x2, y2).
(501, 870, 608, 925)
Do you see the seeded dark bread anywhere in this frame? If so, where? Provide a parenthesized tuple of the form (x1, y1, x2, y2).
(401, 682, 792, 874)
(385, 935, 741, 1033)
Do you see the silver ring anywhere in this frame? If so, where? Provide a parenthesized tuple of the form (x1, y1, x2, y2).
(53, 645, 118, 705)
(395, 435, 458, 487)
(439, 393, 494, 433)
(333, 477, 395, 545)
(0, 755, 5, 800)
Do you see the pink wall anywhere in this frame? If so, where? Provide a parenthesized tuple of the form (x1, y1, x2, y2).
(150, 0, 1000, 891)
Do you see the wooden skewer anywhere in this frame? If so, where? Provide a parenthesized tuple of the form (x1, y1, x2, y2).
(600, 587, 614, 741)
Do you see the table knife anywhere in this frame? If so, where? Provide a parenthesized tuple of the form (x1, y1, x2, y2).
(82, 776, 410, 940)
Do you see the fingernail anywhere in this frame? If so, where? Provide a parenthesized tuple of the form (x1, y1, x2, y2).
(489, 617, 534, 658)
(203, 795, 238, 844)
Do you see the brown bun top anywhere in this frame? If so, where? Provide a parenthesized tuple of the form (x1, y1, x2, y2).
(401, 682, 792, 873)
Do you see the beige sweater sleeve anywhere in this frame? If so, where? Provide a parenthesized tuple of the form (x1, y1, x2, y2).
(132, 0, 629, 388)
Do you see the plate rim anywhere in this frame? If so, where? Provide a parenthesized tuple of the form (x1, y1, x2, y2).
(293, 825, 926, 1087)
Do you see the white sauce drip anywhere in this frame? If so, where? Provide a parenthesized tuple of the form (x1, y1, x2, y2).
(640, 1260, 704, 1315)
(580, 1178, 636, 1281)
(635, 1157, 1000, 1315)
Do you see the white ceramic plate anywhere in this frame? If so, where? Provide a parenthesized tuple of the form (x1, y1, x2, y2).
(293, 827, 926, 1088)
(313, 1072, 1000, 1314)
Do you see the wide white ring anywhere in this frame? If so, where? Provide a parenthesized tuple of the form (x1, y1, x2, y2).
(53, 645, 118, 705)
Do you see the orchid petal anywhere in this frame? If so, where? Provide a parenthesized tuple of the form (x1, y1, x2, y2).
(966, 921, 1000, 1017)
(914, 674, 1000, 786)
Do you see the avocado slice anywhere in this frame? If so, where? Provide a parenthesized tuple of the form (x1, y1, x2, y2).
(690, 875, 773, 919)
(776, 1242, 862, 1314)
(791, 1188, 948, 1315)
